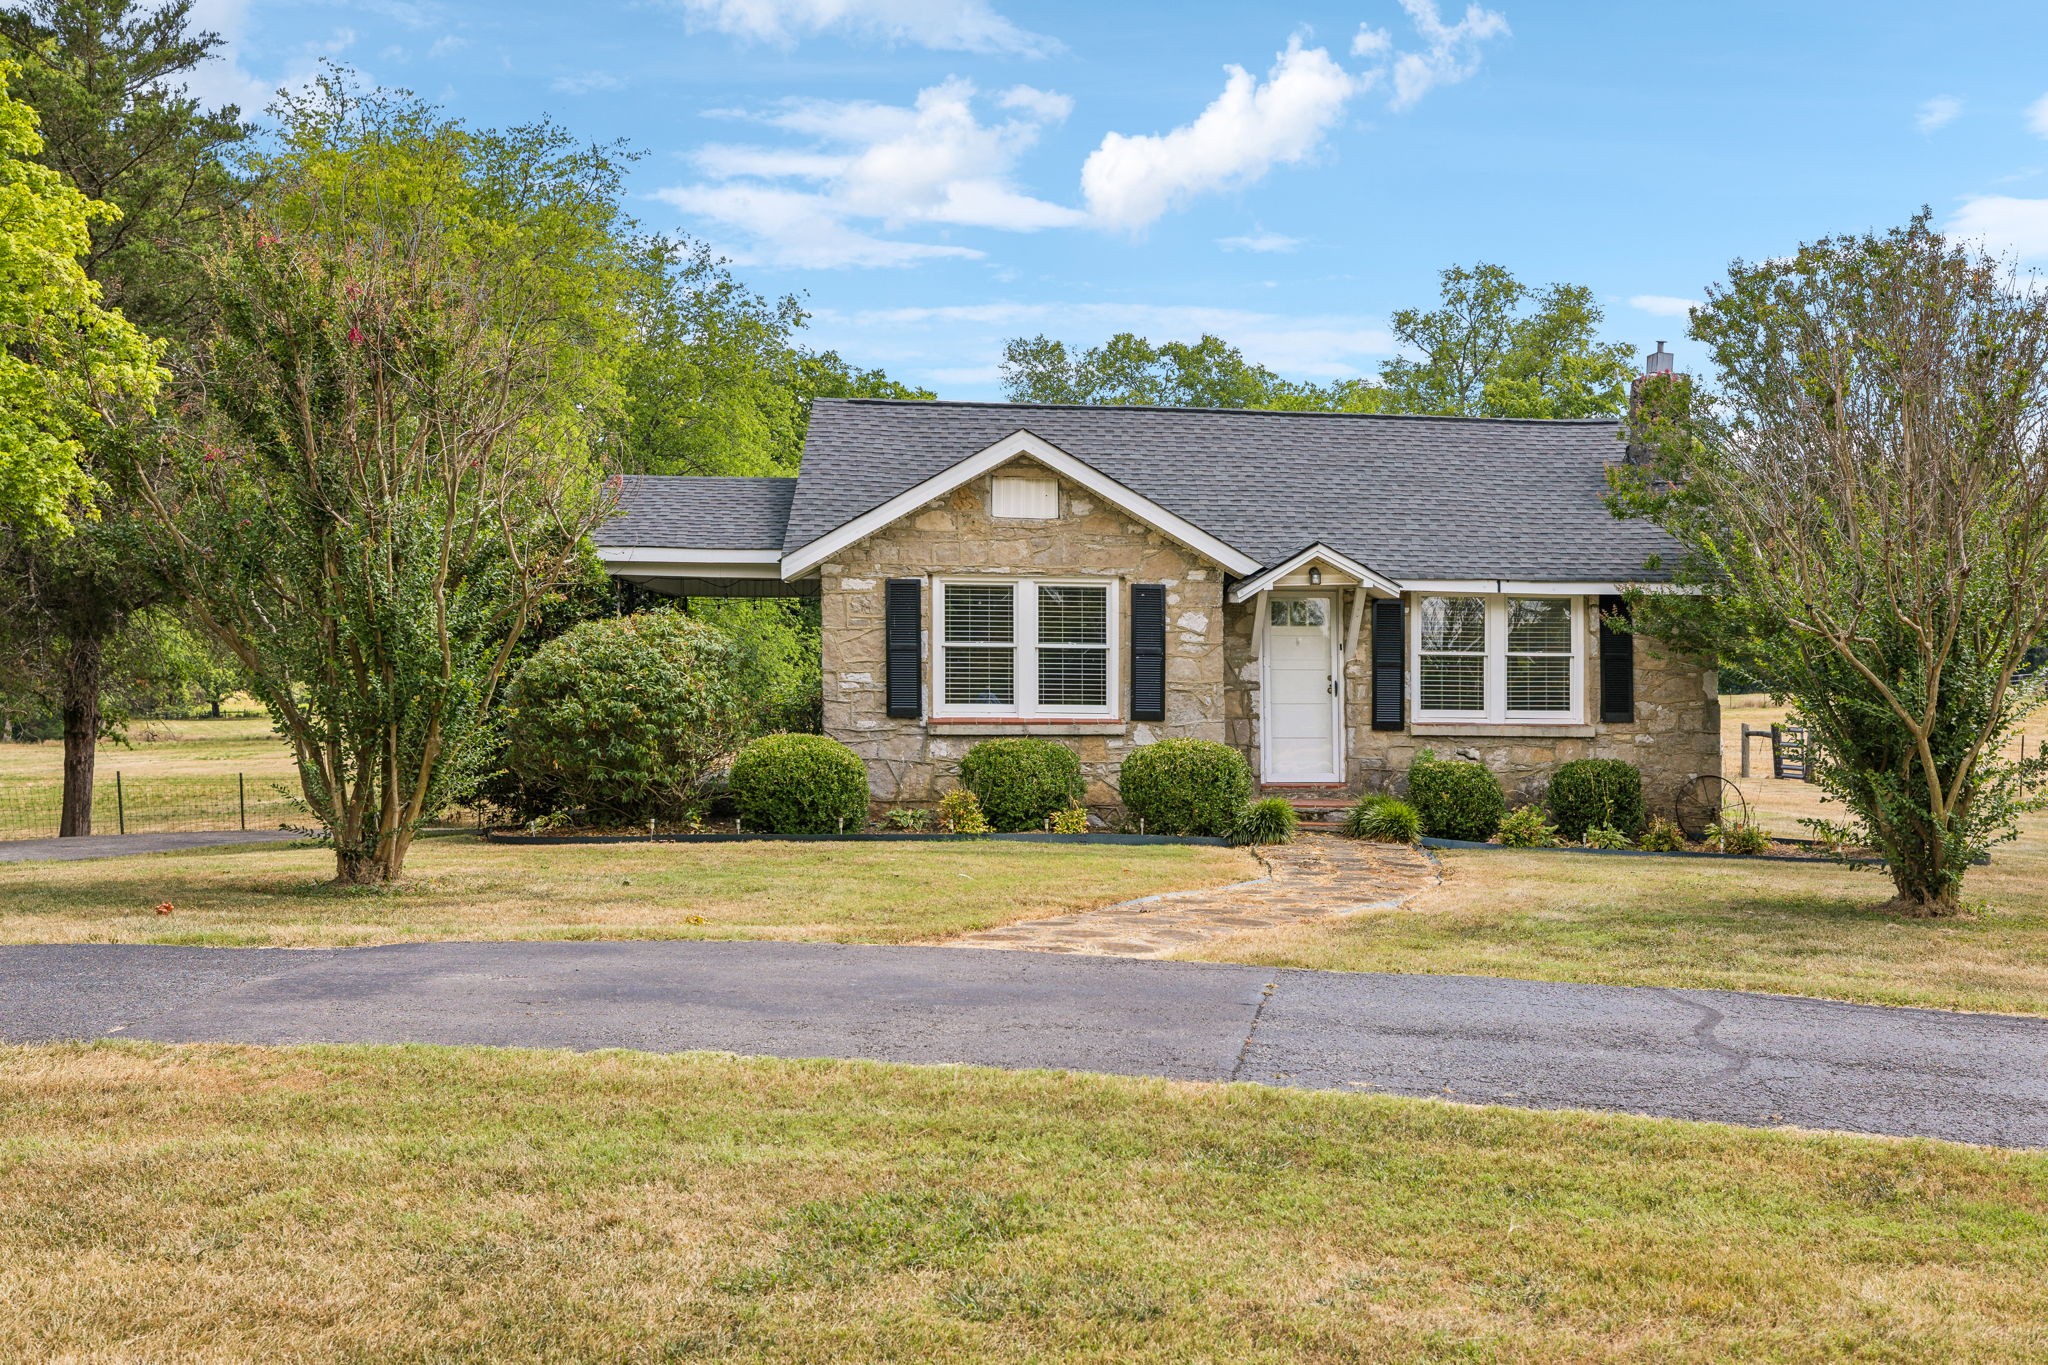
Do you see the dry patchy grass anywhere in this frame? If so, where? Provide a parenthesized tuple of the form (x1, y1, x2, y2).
(0, 712, 295, 782)
(0, 835, 1256, 948)
(1181, 696, 2048, 1015)
(1, 1043, 2044, 1363)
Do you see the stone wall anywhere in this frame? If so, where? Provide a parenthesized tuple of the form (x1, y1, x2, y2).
(1221, 593, 1720, 816)
(819, 459, 1228, 806)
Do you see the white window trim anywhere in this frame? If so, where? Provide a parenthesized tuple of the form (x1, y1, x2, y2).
(934, 576, 1120, 720)
(1410, 594, 1585, 726)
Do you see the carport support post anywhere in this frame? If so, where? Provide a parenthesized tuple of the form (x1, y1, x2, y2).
(115, 771, 124, 836)
(239, 773, 246, 831)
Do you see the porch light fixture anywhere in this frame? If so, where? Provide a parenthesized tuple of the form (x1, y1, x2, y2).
(1307, 566, 1321, 585)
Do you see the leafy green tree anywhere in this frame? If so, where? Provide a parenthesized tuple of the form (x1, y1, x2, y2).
(136, 77, 636, 883)
(615, 240, 932, 478)
(999, 331, 1365, 410)
(1000, 264, 1633, 418)
(1377, 263, 1636, 418)
(0, 52, 159, 535)
(0, 0, 245, 834)
(1611, 213, 2048, 915)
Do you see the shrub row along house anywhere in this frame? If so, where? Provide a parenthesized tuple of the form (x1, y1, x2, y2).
(596, 378, 1722, 814)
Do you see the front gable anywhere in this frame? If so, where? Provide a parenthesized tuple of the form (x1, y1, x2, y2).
(780, 429, 1261, 579)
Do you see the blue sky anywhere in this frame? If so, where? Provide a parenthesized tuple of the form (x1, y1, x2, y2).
(192, 0, 2048, 397)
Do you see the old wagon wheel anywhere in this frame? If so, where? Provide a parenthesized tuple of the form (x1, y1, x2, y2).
(1673, 774, 1748, 839)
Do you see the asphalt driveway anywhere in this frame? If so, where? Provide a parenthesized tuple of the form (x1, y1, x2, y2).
(3, 940, 2043, 1147)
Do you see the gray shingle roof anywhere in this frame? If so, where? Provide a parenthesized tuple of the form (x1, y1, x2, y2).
(782, 400, 1677, 582)
(596, 475, 794, 551)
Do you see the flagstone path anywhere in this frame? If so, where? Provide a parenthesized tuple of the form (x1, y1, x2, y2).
(947, 833, 1439, 957)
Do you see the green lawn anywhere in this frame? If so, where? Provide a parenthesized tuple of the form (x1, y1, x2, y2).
(0, 835, 1256, 948)
(2, 1043, 2043, 1363)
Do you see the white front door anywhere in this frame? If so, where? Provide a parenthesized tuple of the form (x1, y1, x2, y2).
(1263, 594, 1340, 782)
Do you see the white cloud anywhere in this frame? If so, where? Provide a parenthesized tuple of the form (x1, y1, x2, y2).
(654, 183, 985, 268)
(429, 34, 469, 58)
(1080, 36, 1361, 232)
(1376, 0, 1510, 112)
(1917, 96, 1962, 132)
(1950, 195, 2048, 261)
(999, 85, 1073, 122)
(670, 0, 1056, 56)
(658, 77, 1081, 267)
(1218, 229, 1302, 253)
(552, 71, 626, 95)
(1078, 8, 1506, 232)
(2029, 93, 2048, 139)
(1629, 294, 1699, 317)
(181, 0, 340, 114)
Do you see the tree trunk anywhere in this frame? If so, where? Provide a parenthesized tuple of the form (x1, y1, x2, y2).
(58, 636, 102, 838)
(210, 696, 222, 719)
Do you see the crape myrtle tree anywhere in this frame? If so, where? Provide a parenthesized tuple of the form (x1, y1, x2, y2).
(0, 0, 246, 835)
(1611, 213, 2048, 916)
(134, 74, 637, 883)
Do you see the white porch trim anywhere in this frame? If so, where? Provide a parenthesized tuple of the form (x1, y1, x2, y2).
(1227, 543, 1403, 603)
(596, 546, 783, 579)
(778, 430, 1263, 580)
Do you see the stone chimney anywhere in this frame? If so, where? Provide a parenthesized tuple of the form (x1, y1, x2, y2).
(1625, 342, 1683, 465)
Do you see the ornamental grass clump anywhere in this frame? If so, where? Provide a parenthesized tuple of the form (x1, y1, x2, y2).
(959, 738, 1084, 832)
(1406, 750, 1506, 841)
(1231, 797, 1298, 846)
(1118, 739, 1253, 837)
(1344, 795, 1421, 844)
(728, 734, 870, 835)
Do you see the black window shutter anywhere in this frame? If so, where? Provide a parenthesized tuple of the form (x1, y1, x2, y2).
(1598, 594, 1635, 724)
(885, 578, 922, 719)
(1371, 597, 1405, 731)
(1130, 584, 1166, 722)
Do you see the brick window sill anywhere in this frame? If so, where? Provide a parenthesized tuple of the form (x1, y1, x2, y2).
(927, 718, 1128, 736)
(1408, 722, 1597, 739)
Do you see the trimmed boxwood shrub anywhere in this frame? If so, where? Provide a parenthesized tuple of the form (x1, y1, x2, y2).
(1118, 738, 1252, 837)
(504, 610, 754, 823)
(1406, 749, 1506, 841)
(1547, 758, 1647, 840)
(959, 738, 1084, 832)
(728, 733, 871, 834)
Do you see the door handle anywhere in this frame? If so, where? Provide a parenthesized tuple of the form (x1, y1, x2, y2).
(1327, 678, 1337, 695)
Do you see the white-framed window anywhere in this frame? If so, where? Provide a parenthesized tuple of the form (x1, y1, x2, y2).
(1411, 594, 1584, 724)
(936, 577, 1117, 717)
(989, 474, 1058, 520)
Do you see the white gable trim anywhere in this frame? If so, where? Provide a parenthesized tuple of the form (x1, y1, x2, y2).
(1227, 543, 1402, 603)
(779, 430, 1263, 579)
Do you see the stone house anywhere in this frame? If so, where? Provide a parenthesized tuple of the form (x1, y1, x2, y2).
(595, 395, 1720, 815)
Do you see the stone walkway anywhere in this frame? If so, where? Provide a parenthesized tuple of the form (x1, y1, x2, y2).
(949, 833, 1439, 957)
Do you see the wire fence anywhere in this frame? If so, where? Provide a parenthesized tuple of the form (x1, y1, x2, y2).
(0, 772, 310, 841)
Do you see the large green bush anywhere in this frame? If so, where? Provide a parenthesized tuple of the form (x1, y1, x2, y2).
(1546, 758, 1647, 839)
(959, 738, 1084, 832)
(504, 610, 753, 823)
(1118, 739, 1252, 837)
(1406, 749, 1506, 841)
(728, 733, 871, 834)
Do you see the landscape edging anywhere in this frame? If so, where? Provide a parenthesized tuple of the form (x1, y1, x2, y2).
(480, 829, 1231, 848)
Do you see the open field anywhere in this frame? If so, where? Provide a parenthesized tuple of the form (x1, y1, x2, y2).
(2, 1043, 2043, 1363)
(1181, 696, 2048, 1016)
(0, 837, 1256, 948)
(0, 714, 304, 841)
